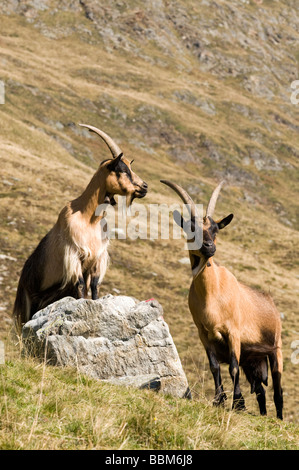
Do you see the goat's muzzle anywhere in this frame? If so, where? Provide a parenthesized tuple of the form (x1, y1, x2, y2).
(134, 181, 148, 199)
(200, 240, 216, 259)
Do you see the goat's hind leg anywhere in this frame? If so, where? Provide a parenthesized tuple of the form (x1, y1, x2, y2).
(255, 383, 267, 416)
(243, 358, 268, 416)
(206, 348, 227, 406)
(269, 348, 283, 420)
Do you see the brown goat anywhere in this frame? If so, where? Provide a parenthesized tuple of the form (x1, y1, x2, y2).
(13, 125, 148, 331)
(161, 179, 283, 419)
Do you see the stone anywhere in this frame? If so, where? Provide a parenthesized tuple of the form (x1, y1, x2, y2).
(179, 257, 190, 265)
(22, 295, 190, 399)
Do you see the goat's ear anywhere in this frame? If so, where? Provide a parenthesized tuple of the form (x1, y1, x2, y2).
(217, 213, 234, 230)
(173, 210, 185, 229)
(107, 153, 123, 171)
(112, 153, 123, 165)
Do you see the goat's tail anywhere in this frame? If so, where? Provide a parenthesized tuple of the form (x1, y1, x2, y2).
(13, 281, 32, 334)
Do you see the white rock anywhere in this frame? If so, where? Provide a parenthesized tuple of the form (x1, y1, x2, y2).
(22, 295, 190, 399)
(179, 257, 190, 265)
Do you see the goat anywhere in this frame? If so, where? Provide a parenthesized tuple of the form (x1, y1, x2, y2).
(13, 125, 148, 331)
(161, 179, 283, 419)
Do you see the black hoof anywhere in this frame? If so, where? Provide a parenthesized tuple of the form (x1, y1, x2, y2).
(213, 392, 227, 407)
(232, 395, 246, 412)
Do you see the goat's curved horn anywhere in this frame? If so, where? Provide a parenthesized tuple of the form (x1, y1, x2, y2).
(206, 180, 225, 218)
(79, 124, 122, 158)
(160, 180, 200, 221)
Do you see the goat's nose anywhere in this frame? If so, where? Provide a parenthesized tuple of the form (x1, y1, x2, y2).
(142, 182, 148, 189)
(203, 240, 213, 247)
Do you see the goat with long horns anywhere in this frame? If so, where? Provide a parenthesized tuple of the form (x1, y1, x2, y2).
(161, 179, 283, 420)
(13, 125, 148, 331)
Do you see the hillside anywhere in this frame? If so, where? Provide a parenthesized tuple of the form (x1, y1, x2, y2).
(0, 0, 299, 446)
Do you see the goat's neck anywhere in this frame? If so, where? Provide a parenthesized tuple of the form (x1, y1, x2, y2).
(71, 170, 107, 223)
(192, 256, 219, 299)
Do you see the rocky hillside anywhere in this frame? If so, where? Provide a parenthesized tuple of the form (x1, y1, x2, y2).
(0, 0, 299, 424)
(1, 0, 299, 220)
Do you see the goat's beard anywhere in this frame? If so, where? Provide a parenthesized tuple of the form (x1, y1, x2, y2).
(125, 192, 143, 214)
(123, 192, 146, 216)
(103, 194, 116, 206)
(119, 193, 133, 217)
(126, 193, 134, 208)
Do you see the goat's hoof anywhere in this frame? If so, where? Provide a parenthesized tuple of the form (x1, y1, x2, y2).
(213, 392, 227, 407)
(232, 396, 246, 412)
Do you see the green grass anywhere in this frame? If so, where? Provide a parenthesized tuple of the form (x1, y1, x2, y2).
(1, 357, 299, 450)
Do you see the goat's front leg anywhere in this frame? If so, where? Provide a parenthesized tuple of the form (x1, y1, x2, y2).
(206, 347, 227, 406)
(83, 270, 100, 300)
(228, 334, 246, 411)
(76, 276, 86, 299)
(89, 250, 109, 300)
(90, 275, 100, 300)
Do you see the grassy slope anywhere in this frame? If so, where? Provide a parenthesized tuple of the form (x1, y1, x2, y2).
(1, 357, 299, 450)
(0, 1, 299, 448)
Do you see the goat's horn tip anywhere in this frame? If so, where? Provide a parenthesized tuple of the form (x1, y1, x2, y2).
(79, 123, 91, 130)
(78, 123, 90, 130)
